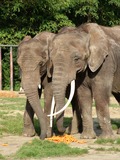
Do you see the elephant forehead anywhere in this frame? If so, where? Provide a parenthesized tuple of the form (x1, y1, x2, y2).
(53, 33, 72, 43)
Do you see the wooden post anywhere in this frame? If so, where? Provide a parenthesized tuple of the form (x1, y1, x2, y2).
(0, 47, 2, 90)
(10, 46, 13, 91)
(0, 45, 18, 91)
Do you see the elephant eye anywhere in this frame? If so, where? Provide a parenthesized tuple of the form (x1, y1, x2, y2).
(74, 55, 80, 61)
(39, 61, 43, 66)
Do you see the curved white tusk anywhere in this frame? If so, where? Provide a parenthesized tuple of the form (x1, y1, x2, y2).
(48, 80, 75, 117)
(50, 96, 55, 127)
(38, 84, 41, 89)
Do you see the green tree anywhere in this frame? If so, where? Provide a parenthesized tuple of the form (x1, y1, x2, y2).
(0, 0, 120, 90)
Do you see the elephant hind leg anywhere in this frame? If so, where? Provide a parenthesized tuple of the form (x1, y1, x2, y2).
(67, 99, 83, 135)
(95, 92, 114, 138)
(66, 110, 83, 135)
(112, 92, 120, 134)
(77, 87, 96, 139)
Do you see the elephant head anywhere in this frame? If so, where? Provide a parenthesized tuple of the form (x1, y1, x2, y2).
(17, 32, 55, 139)
(48, 23, 109, 132)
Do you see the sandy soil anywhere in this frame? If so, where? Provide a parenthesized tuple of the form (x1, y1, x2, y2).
(0, 96, 120, 160)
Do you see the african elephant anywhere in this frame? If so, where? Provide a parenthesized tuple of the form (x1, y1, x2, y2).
(47, 26, 83, 135)
(17, 32, 55, 139)
(48, 23, 120, 139)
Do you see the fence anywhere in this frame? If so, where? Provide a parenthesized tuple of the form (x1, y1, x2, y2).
(0, 45, 18, 91)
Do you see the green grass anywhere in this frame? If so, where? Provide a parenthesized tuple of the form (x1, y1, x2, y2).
(0, 97, 26, 111)
(0, 97, 119, 136)
(0, 98, 25, 135)
(95, 138, 120, 144)
(14, 138, 88, 160)
(0, 154, 5, 160)
(0, 113, 23, 135)
(0, 97, 45, 111)
(0, 97, 87, 159)
(95, 147, 120, 152)
(0, 97, 72, 136)
(0, 97, 120, 160)
(0, 97, 119, 135)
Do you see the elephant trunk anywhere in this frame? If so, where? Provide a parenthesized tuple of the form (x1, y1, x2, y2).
(52, 61, 69, 133)
(22, 73, 47, 139)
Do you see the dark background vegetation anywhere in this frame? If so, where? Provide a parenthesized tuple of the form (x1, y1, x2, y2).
(0, 0, 120, 90)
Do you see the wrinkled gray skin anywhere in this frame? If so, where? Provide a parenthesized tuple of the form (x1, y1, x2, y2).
(49, 23, 120, 139)
(17, 32, 55, 139)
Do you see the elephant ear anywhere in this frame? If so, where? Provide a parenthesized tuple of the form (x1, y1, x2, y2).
(87, 24, 109, 72)
(17, 36, 31, 60)
(34, 32, 55, 62)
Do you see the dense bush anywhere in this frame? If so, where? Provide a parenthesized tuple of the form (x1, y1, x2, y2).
(0, 0, 120, 90)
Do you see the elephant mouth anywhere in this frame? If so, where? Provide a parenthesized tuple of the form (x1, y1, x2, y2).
(48, 80, 75, 127)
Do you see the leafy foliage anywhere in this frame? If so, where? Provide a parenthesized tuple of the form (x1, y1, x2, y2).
(0, 0, 120, 90)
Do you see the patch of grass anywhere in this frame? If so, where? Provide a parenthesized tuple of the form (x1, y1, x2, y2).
(95, 138, 114, 144)
(107, 147, 120, 152)
(95, 147, 106, 151)
(95, 138, 120, 144)
(0, 113, 23, 135)
(0, 154, 5, 160)
(95, 147, 120, 152)
(0, 97, 45, 136)
(14, 138, 88, 159)
(0, 111, 8, 118)
(0, 97, 26, 111)
(0, 97, 45, 111)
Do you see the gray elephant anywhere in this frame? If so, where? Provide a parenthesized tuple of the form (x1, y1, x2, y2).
(47, 26, 83, 135)
(48, 23, 120, 139)
(17, 32, 55, 139)
(17, 31, 82, 139)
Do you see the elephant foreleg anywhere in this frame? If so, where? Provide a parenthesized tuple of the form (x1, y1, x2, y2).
(44, 84, 53, 137)
(23, 99, 36, 137)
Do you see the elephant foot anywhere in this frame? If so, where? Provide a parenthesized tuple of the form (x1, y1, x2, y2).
(57, 126, 66, 135)
(80, 130, 96, 139)
(40, 133, 47, 140)
(117, 128, 120, 134)
(66, 124, 79, 135)
(46, 127, 53, 138)
(23, 127, 36, 137)
(99, 131, 114, 139)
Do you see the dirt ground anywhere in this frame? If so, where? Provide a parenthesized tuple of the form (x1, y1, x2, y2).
(0, 96, 120, 160)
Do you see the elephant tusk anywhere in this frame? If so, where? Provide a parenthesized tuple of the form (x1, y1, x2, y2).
(48, 80, 75, 117)
(38, 84, 41, 89)
(50, 96, 55, 127)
